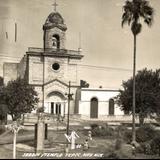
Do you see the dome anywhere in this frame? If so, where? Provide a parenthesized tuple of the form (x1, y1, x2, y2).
(43, 12, 67, 31)
(47, 12, 64, 24)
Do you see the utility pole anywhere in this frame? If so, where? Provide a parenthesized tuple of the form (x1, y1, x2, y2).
(15, 23, 17, 42)
(67, 81, 70, 136)
(66, 81, 73, 151)
(42, 54, 45, 110)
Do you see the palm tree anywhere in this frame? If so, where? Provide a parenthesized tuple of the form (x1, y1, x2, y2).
(121, 0, 154, 144)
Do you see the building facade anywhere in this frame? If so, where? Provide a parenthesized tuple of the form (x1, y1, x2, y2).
(3, 9, 128, 121)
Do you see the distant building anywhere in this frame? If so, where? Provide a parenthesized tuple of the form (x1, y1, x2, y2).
(3, 7, 129, 122)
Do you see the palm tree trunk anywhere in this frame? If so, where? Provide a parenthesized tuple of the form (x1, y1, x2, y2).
(132, 34, 136, 143)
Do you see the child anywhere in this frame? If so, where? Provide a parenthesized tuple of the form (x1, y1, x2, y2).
(83, 139, 89, 151)
(88, 130, 92, 140)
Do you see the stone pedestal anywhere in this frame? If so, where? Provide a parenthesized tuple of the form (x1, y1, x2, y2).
(34, 124, 37, 148)
(36, 116, 45, 153)
(45, 123, 48, 140)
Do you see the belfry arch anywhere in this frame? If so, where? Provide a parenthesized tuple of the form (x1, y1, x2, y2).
(52, 34, 60, 49)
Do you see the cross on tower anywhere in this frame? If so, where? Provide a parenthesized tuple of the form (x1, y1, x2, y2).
(52, 0, 58, 12)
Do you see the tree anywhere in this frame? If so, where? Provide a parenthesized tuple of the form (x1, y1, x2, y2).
(116, 68, 160, 126)
(80, 80, 89, 88)
(0, 76, 4, 86)
(0, 104, 7, 124)
(0, 77, 6, 124)
(0, 78, 39, 121)
(122, 0, 154, 143)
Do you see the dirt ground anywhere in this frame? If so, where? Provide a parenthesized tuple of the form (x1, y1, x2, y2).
(0, 127, 160, 159)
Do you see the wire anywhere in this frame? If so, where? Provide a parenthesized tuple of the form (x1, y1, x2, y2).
(78, 64, 132, 72)
(0, 53, 132, 72)
(0, 54, 21, 59)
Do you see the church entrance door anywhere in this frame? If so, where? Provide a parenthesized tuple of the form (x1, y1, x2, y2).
(50, 102, 63, 116)
(46, 91, 67, 117)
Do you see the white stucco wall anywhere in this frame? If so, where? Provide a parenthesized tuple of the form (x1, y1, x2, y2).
(79, 88, 124, 118)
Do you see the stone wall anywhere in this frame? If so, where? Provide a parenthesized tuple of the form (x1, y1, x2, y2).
(28, 56, 43, 85)
(28, 55, 78, 85)
(3, 63, 18, 85)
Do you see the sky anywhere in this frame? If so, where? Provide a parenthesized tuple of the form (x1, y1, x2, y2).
(0, 0, 160, 89)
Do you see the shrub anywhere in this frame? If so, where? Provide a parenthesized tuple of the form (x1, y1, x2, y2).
(115, 125, 129, 138)
(103, 150, 131, 159)
(135, 129, 160, 156)
(123, 130, 132, 144)
(37, 107, 44, 113)
(155, 117, 160, 123)
(117, 124, 158, 144)
(150, 136, 160, 156)
(113, 125, 133, 144)
(115, 138, 123, 150)
(90, 123, 99, 130)
(0, 125, 6, 135)
(144, 143, 152, 155)
(91, 124, 114, 137)
(136, 124, 156, 143)
(135, 144, 144, 154)
(137, 142, 152, 155)
(105, 152, 120, 159)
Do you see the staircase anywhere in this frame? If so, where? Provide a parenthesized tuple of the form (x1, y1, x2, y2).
(23, 113, 60, 125)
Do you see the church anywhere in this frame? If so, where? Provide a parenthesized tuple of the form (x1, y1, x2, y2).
(3, 4, 129, 122)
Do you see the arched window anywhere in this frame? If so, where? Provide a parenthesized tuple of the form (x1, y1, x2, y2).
(52, 34, 60, 49)
(90, 97, 98, 118)
(109, 98, 114, 115)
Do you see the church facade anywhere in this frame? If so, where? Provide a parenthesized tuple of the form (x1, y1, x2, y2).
(3, 9, 129, 121)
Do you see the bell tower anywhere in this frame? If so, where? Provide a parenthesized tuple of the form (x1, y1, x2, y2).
(23, 0, 84, 119)
(43, 1, 67, 50)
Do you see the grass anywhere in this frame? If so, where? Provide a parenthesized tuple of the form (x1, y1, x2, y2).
(18, 129, 33, 136)
(0, 123, 160, 159)
(0, 125, 6, 135)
